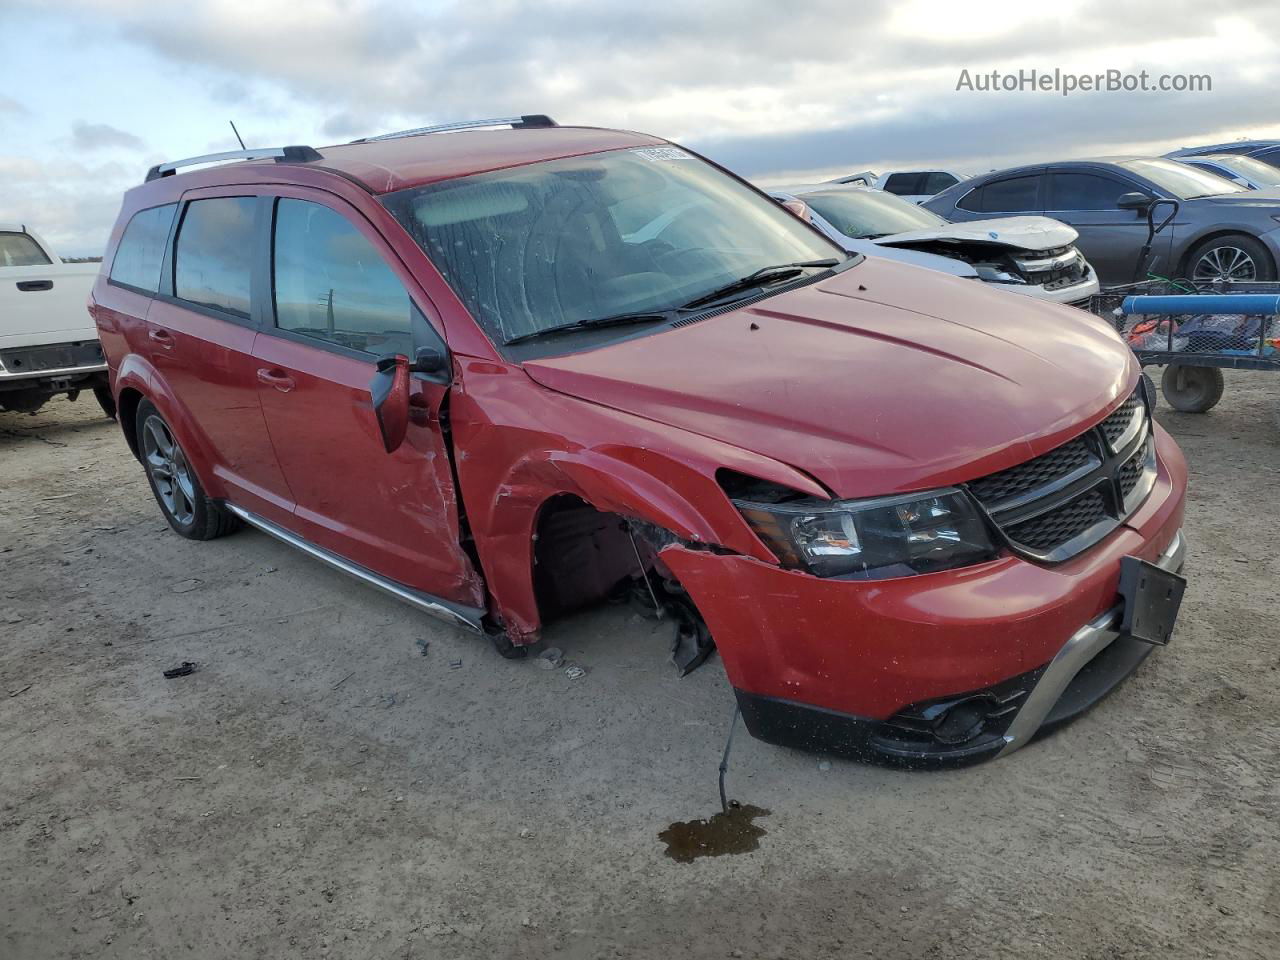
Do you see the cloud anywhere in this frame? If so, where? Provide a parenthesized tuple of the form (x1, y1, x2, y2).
(0, 96, 26, 114)
(71, 120, 146, 151)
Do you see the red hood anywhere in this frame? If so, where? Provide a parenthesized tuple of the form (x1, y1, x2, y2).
(522, 258, 1138, 499)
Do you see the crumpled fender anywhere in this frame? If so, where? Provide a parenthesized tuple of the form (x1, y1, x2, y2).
(449, 358, 828, 642)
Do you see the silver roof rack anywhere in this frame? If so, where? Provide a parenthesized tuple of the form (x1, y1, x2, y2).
(353, 114, 557, 144)
(145, 145, 322, 183)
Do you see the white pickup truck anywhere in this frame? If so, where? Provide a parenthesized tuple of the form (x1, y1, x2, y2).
(1, 224, 112, 416)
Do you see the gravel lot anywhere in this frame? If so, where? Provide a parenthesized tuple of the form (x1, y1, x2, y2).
(2, 373, 1278, 960)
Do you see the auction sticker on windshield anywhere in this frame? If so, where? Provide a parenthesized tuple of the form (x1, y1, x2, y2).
(632, 146, 693, 161)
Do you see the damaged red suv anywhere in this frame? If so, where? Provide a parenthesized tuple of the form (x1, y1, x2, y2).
(91, 116, 1188, 766)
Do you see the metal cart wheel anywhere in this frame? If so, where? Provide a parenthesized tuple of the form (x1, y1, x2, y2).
(1161, 365, 1224, 413)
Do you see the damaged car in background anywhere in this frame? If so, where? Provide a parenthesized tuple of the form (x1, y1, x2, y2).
(92, 117, 1187, 767)
(769, 184, 1099, 304)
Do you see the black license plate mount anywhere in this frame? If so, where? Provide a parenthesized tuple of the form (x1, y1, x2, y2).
(1118, 556, 1186, 646)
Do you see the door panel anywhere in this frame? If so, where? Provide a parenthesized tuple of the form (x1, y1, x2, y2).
(144, 298, 294, 522)
(252, 333, 479, 602)
(147, 193, 293, 523)
(1044, 172, 1173, 285)
(254, 191, 480, 605)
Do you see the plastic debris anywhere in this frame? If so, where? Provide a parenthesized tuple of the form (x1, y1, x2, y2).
(565, 665, 586, 680)
(163, 661, 197, 679)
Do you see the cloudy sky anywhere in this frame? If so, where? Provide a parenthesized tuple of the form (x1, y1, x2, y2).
(2, 0, 1278, 256)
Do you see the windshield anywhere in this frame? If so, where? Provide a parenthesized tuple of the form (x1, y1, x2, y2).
(798, 189, 949, 239)
(1199, 155, 1280, 188)
(382, 147, 842, 346)
(1118, 158, 1250, 199)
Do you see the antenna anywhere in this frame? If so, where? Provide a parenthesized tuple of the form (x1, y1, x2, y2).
(229, 120, 246, 150)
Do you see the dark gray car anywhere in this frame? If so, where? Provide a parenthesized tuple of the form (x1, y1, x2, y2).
(924, 157, 1280, 286)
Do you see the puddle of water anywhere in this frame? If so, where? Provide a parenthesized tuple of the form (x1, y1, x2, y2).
(658, 802, 770, 864)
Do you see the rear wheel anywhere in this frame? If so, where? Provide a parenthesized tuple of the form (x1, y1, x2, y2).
(1187, 234, 1275, 282)
(1161, 365, 1224, 413)
(136, 399, 240, 540)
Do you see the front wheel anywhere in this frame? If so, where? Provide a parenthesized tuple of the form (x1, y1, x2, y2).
(1161, 365, 1224, 413)
(136, 399, 240, 540)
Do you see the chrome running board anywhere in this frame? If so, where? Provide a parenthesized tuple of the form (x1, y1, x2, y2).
(224, 504, 485, 633)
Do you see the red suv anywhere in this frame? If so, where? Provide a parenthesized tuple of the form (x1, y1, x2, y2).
(91, 116, 1188, 766)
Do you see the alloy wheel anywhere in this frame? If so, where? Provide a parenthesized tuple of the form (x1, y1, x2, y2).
(1192, 245, 1257, 282)
(142, 415, 196, 526)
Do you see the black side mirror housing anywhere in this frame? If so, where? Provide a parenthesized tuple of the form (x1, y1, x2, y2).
(409, 345, 450, 383)
(1117, 192, 1155, 211)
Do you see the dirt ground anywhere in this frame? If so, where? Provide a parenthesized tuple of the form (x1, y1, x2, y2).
(2, 372, 1278, 960)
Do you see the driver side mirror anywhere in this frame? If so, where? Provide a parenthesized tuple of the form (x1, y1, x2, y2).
(1117, 191, 1155, 211)
(370, 353, 411, 454)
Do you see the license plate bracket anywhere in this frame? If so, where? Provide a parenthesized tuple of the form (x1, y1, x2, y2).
(1118, 556, 1186, 646)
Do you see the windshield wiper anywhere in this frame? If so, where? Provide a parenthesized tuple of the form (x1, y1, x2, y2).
(679, 259, 841, 311)
(503, 310, 674, 346)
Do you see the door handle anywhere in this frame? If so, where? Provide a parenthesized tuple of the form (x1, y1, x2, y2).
(256, 368, 296, 392)
(16, 280, 53, 292)
(147, 329, 175, 348)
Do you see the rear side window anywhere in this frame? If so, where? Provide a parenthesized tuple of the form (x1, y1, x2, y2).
(922, 172, 959, 194)
(959, 176, 1041, 213)
(109, 204, 176, 292)
(1046, 174, 1130, 211)
(272, 199, 414, 357)
(882, 173, 925, 196)
(174, 197, 256, 317)
(0, 232, 52, 267)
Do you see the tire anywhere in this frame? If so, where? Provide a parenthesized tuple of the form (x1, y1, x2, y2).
(135, 399, 240, 540)
(1186, 234, 1276, 282)
(1161, 365, 1224, 413)
(94, 386, 117, 420)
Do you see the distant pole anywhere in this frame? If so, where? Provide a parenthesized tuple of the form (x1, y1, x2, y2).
(229, 120, 246, 150)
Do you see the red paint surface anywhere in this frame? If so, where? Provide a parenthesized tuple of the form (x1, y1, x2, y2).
(90, 125, 1190, 725)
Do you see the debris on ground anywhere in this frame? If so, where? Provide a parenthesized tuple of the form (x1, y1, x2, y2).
(162, 661, 197, 679)
(565, 664, 586, 680)
(170, 579, 202, 594)
(535, 647, 563, 670)
(449, 658, 462, 669)
(8, 684, 33, 697)
(331, 671, 355, 690)
(414, 637, 430, 657)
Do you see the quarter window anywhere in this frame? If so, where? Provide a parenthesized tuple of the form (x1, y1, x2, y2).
(1046, 174, 1131, 211)
(109, 204, 176, 292)
(272, 199, 415, 357)
(0, 232, 52, 267)
(174, 198, 256, 317)
(882, 173, 925, 196)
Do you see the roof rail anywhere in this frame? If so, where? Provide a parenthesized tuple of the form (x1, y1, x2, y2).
(144, 145, 323, 183)
(352, 115, 557, 144)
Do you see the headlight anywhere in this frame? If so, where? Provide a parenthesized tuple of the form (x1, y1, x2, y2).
(733, 488, 996, 579)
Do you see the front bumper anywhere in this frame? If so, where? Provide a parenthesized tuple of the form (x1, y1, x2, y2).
(659, 426, 1187, 767)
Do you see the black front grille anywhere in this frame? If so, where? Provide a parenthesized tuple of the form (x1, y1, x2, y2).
(967, 436, 1097, 507)
(965, 385, 1155, 562)
(1100, 392, 1142, 447)
(1117, 445, 1147, 499)
(1005, 490, 1109, 551)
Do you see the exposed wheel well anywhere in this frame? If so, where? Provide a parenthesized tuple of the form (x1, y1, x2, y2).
(529, 495, 716, 674)
(532, 495, 642, 624)
(117, 388, 144, 460)
(1178, 231, 1276, 278)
